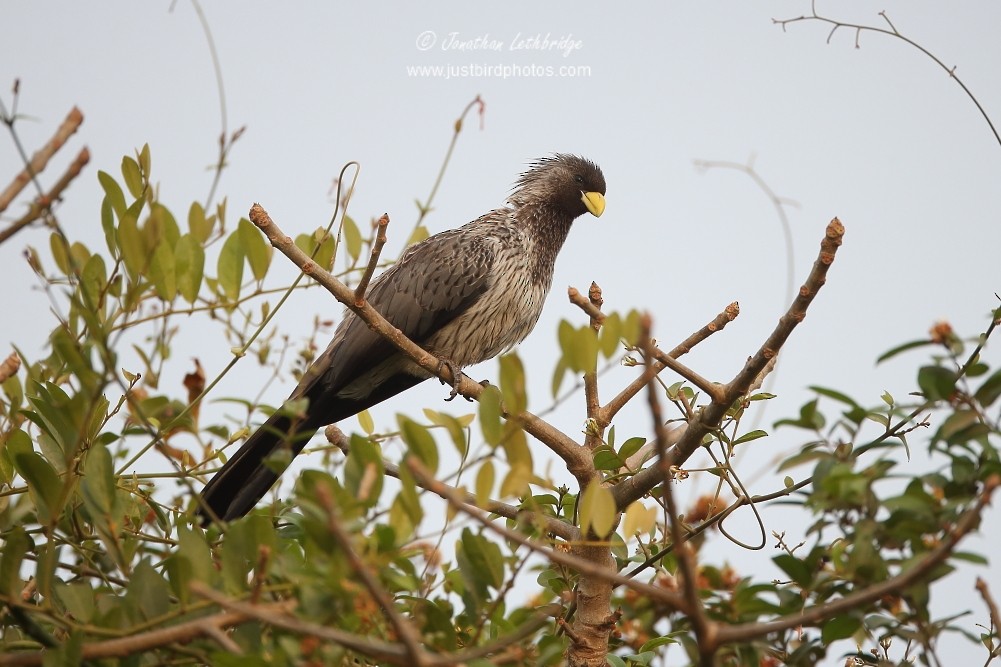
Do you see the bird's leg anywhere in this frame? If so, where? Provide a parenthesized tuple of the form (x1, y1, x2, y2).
(436, 358, 472, 402)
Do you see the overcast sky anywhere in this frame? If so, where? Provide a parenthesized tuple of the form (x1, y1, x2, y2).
(3, 2, 1000, 663)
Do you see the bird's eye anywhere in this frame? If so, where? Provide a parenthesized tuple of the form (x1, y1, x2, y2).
(573, 174, 584, 185)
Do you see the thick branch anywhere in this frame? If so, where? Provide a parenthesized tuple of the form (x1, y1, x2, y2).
(249, 203, 591, 476)
(0, 107, 84, 215)
(0, 603, 292, 667)
(0, 147, 90, 244)
(405, 457, 689, 612)
(613, 219, 844, 510)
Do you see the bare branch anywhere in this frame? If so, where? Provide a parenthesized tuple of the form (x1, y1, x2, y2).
(0, 106, 83, 214)
(613, 219, 844, 510)
(355, 213, 390, 301)
(248, 203, 592, 477)
(192, 583, 415, 666)
(0, 147, 90, 245)
(643, 315, 717, 665)
(0, 603, 293, 667)
(600, 302, 739, 426)
(772, 10, 1001, 150)
(976, 577, 1001, 647)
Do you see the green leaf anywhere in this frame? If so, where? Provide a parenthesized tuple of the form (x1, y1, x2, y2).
(138, 143, 151, 176)
(148, 240, 177, 301)
(478, 385, 503, 445)
(175, 234, 205, 304)
(97, 170, 126, 220)
(579, 480, 616, 537)
(622, 310, 643, 346)
(398, 415, 438, 476)
(475, 460, 495, 507)
(622, 501, 656, 538)
(357, 409, 374, 435)
(407, 224, 430, 246)
(118, 211, 146, 280)
(121, 155, 143, 198)
(975, 368, 1001, 406)
(574, 325, 599, 374)
(49, 232, 71, 274)
(217, 230, 245, 302)
(0, 526, 31, 597)
(877, 339, 933, 364)
(821, 614, 861, 644)
(344, 434, 384, 508)
(809, 385, 860, 408)
(54, 581, 96, 623)
(9, 435, 63, 523)
(619, 437, 646, 461)
(81, 443, 117, 517)
(343, 214, 362, 262)
(188, 201, 212, 243)
(239, 217, 271, 281)
(732, 429, 767, 446)
(80, 253, 108, 312)
(917, 365, 956, 401)
(499, 353, 527, 414)
(599, 312, 622, 358)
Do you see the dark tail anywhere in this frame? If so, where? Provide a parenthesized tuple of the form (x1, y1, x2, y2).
(197, 371, 427, 524)
(197, 409, 318, 523)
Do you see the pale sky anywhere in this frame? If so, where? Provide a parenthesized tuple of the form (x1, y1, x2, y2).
(4, 2, 1000, 664)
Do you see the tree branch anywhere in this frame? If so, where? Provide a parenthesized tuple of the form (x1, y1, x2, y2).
(717, 475, 999, 643)
(0, 106, 84, 215)
(0, 603, 293, 666)
(248, 203, 592, 477)
(0, 147, 90, 245)
(599, 302, 740, 427)
(612, 218, 844, 510)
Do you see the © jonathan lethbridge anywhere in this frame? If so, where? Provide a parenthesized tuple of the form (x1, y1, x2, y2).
(439, 31, 583, 58)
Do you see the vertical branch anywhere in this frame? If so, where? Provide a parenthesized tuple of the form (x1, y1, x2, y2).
(642, 313, 718, 665)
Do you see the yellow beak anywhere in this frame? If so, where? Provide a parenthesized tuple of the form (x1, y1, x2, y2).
(581, 191, 605, 218)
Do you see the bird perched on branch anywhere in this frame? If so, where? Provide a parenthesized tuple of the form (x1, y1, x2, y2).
(198, 154, 606, 522)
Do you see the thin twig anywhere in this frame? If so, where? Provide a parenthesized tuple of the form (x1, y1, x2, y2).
(643, 315, 717, 665)
(717, 475, 999, 643)
(315, 485, 430, 666)
(355, 213, 390, 301)
(649, 346, 725, 404)
(600, 302, 739, 427)
(773, 9, 1001, 150)
(976, 577, 1001, 647)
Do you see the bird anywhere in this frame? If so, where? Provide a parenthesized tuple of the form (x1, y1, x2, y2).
(197, 154, 606, 523)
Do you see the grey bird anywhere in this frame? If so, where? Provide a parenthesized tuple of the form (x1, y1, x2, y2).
(198, 154, 606, 522)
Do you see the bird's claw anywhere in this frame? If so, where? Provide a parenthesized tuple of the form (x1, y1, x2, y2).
(437, 359, 466, 402)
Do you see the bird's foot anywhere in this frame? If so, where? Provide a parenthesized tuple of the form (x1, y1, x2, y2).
(437, 358, 472, 402)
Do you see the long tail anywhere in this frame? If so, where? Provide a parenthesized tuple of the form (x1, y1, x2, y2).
(197, 409, 318, 522)
(197, 372, 427, 523)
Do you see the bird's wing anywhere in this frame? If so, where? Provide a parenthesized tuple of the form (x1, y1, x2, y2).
(292, 225, 496, 400)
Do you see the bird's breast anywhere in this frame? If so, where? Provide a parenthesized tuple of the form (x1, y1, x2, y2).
(423, 250, 551, 368)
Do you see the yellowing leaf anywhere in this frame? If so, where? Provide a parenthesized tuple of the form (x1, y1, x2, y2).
(579, 480, 616, 538)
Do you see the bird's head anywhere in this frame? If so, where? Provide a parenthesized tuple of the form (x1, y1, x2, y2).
(510, 154, 606, 219)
